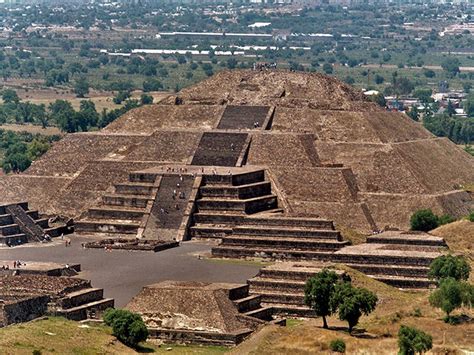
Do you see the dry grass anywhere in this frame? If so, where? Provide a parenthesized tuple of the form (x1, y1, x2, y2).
(0, 317, 136, 354)
(338, 226, 367, 245)
(0, 124, 62, 136)
(431, 220, 474, 282)
(233, 266, 474, 354)
(0, 317, 229, 354)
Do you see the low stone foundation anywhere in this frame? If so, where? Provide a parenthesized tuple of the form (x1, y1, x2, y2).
(83, 238, 179, 252)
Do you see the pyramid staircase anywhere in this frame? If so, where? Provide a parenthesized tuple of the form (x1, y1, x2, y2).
(226, 283, 276, 323)
(247, 263, 346, 317)
(332, 232, 446, 289)
(49, 280, 114, 321)
(75, 173, 158, 237)
(190, 170, 279, 239)
(0, 202, 66, 246)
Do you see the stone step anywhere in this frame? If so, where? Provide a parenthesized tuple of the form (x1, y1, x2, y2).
(193, 212, 246, 226)
(244, 216, 335, 229)
(26, 210, 39, 220)
(88, 206, 146, 220)
(114, 182, 155, 196)
(190, 224, 233, 239)
(59, 288, 104, 309)
(0, 223, 20, 236)
(0, 233, 28, 245)
(248, 277, 306, 293)
(57, 298, 114, 321)
(202, 170, 265, 186)
(212, 245, 334, 261)
(249, 289, 305, 305)
(75, 220, 140, 234)
(263, 303, 315, 318)
(200, 181, 272, 199)
(257, 268, 326, 282)
(346, 263, 430, 278)
(43, 226, 66, 238)
(35, 218, 49, 229)
(197, 195, 278, 214)
(233, 294, 262, 313)
(221, 235, 349, 250)
(243, 306, 273, 321)
(368, 275, 435, 289)
(367, 235, 447, 247)
(102, 194, 152, 208)
(129, 172, 157, 183)
(232, 226, 341, 240)
(0, 214, 14, 225)
(331, 252, 435, 267)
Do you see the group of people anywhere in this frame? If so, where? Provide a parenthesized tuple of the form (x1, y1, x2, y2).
(12, 260, 25, 269)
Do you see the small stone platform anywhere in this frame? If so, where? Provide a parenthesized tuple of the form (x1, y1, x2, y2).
(126, 281, 284, 346)
(0, 261, 80, 276)
(248, 262, 346, 317)
(83, 238, 179, 252)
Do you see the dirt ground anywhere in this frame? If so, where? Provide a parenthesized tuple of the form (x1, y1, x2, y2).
(0, 237, 260, 307)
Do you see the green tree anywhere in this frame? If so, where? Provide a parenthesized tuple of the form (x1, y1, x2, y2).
(322, 63, 333, 74)
(464, 94, 474, 117)
(446, 101, 456, 116)
(398, 325, 432, 355)
(140, 94, 153, 105)
(1, 89, 19, 104)
(441, 58, 460, 77)
(369, 93, 386, 107)
(429, 255, 470, 282)
(330, 282, 378, 333)
(304, 269, 339, 329)
(429, 278, 474, 322)
(410, 209, 439, 232)
(74, 77, 90, 98)
(103, 309, 148, 348)
(407, 106, 419, 121)
(49, 100, 78, 133)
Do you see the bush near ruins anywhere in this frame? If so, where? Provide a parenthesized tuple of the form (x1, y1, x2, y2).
(330, 282, 378, 334)
(305, 270, 376, 333)
(429, 255, 471, 282)
(468, 212, 474, 222)
(410, 209, 438, 231)
(329, 338, 346, 353)
(304, 269, 339, 329)
(429, 278, 474, 323)
(103, 308, 148, 348)
(397, 325, 432, 355)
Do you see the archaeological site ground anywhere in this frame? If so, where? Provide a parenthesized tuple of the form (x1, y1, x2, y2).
(0, 70, 473, 353)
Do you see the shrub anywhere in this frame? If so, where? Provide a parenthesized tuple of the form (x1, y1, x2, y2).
(429, 255, 470, 282)
(330, 282, 378, 333)
(103, 308, 148, 348)
(304, 269, 339, 328)
(437, 214, 455, 226)
(429, 278, 474, 322)
(410, 209, 438, 231)
(329, 338, 346, 353)
(468, 211, 474, 222)
(398, 325, 432, 355)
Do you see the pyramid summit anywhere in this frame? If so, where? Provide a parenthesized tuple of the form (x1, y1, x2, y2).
(0, 69, 472, 233)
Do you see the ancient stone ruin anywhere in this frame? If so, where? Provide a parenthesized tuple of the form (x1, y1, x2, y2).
(0, 263, 114, 326)
(0, 70, 472, 333)
(0, 202, 71, 246)
(126, 281, 284, 345)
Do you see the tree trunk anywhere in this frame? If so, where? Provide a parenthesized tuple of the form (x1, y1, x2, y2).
(322, 316, 328, 329)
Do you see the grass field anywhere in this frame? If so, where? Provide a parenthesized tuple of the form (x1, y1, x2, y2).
(0, 317, 229, 355)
